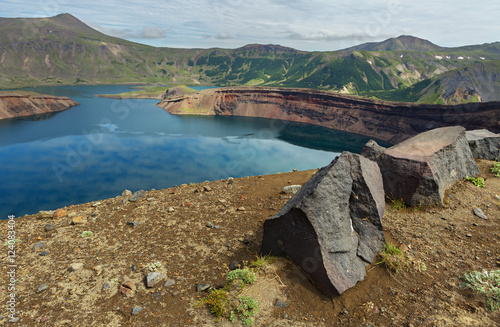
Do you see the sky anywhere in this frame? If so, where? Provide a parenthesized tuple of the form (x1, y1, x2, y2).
(1, 0, 499, 51)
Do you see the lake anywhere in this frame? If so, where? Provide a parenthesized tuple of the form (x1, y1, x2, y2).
(0, 85, 382, 219)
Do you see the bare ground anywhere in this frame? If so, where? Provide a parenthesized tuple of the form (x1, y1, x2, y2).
(0, 160, 499, 326)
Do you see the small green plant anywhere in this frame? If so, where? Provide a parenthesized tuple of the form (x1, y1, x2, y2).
(466, 176, 485, 188)
(81, 231, 93, 238)
(387, 196, 407, 210)
(4, 239, 19, 247)
(460, 270, 500, 311)
(146, 261, 162, 272)
(226, 269, 257, 287)
(377, 243, 410, 273)
(491, 162, 500, 177)
(204, 288, 230, 318)
(234, 295, 259, 326)
(250, 254, 276, 271)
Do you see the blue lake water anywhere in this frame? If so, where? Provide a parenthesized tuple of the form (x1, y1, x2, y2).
(0, 85, 384, 219)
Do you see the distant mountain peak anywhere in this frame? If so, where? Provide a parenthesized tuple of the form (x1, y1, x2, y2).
(343, 35, 442, 52)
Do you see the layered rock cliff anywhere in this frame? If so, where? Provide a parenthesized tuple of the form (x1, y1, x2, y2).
(0, 92, 79, 120)
(157, 87, 500, 144)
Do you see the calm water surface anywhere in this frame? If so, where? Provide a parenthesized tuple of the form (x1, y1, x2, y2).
(0, 85, 382, 218)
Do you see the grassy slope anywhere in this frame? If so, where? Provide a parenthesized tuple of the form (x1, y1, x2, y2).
(96, 85, 197, 99)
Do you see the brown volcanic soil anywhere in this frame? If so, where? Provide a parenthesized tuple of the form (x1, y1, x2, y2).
(0, 160, 499, 326)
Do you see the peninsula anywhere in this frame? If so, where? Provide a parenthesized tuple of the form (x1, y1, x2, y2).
(158, 87, 500, 144)
(0, 91, 79, 120)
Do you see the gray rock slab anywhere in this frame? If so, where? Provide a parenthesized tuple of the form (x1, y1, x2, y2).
(363, 126, 479, 206)
(262, 152, 385, 297)
(466, 129, 500, 160)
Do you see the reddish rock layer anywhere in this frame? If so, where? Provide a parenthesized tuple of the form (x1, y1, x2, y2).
(157, 87, 500, 144)
(0, 92, 79, 120)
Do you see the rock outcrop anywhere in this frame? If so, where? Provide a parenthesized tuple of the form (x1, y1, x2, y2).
(261, 152, 385, 297)
(466, 129, 500, 160)
(361, 126, 480, 206)
(0, 91, 79, 120)
(157, 87, 500, 144)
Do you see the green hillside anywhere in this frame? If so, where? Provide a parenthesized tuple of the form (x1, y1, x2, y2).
(1, 14, 499, 103)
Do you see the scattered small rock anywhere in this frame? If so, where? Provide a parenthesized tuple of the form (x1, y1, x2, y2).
(34, 241, 46, 249)
(206, 222, 213, 228)
(203, 185, 212, 192)
(67, 212, 77, 218)
(53, 209, 68, 218)
(168, 207, 175, 213)
(228, 178, 234, 185)
(237, 207, 246, 211)
(120, 281, 134, 294)
(127, 221, 144, 228)
(275, 300, 289, 308)
(164, 279, 175, 287)
(293, 169, 298, 172)
(147, 197, 155, 202)
(39, 251, 50, 256)
(36, 284, 49, 293)
(131, 307, 143, 315)
(131, 265, 137, 273)
(196, 283, 210, 292)
(229, 261, 239, 270)
(146, 272, 165, 288)
(68, 263, 84, 272)
(214, 225, 220, 229)
(56, 227, 67, 233)
(92, 202, 101, 207)
(473, 208, 488, 220)
(102, 283, 111, 290)
(283, 185, 302, 194)
(122, 189, 132, 198)
(129, 190, 147, 202)
(466, 234, 473, 238)
(71, 216, 87, 225)
(45, 224, 56, 231)
(38, 210, 54, 219)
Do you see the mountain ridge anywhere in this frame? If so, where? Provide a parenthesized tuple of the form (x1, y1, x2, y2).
(1, 14, 499, 103)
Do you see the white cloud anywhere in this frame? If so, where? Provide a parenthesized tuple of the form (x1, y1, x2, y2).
(0, 0, 499, 51)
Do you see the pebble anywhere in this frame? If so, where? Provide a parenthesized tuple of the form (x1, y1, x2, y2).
(214, 225, 220, 229)
(45, 224, 56, 231)
(68, 212, 77, 218)
(219, 199, 226, 203)
(56, 227, 67, 234)
(102, 283, 111, 290)
(34, 241, 46, 248)
(147, 197, 155, 202)
(168, 207, 175, 213)
(146, 272, 165, 288)
(466, 234, 473, 238)
(122, 189, 132, 197)
(38, 210, 54, 219)
(68, 263, 84, 272)
(127, 221, 144, 228)
(473, 208, 488, 220)
(92, 202, 101, 207)
(39, 251, 50, 256)
(275, 300, 289, 308)
(164, 279, 175, 287)
(196, 283, 210, 292)
(228, 178, 234, 184)
(36, 284, 49, 293)
(203, 186, 212, 192)
(71, 216, 87, 225)
(237, 207, 246, 211)
(283, 185, 302, 194)
(206, 222, 213, 228)
(53, 209, 68, 218)
(129, 190, 147, 202)
(131, 307, 143, 315)
(131, 265, 137, 273)
(229, 261, 239, 270)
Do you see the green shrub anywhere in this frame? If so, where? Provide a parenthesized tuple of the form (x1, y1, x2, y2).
(465, 176, 485, 188)
(204, 288, 230, 318)
(491, 162, 500, 177)
(226, 269, 257, 286)
(460, 270, 500, 311)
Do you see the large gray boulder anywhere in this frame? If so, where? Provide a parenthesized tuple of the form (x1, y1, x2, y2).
(466, 129, 500, 160)
(261, 152, 385, 297)
(362, 126, 479, 206)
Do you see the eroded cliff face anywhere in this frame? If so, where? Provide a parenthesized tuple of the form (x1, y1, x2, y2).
(0, 92, 79, 120)
(158, 87, 500, 144)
